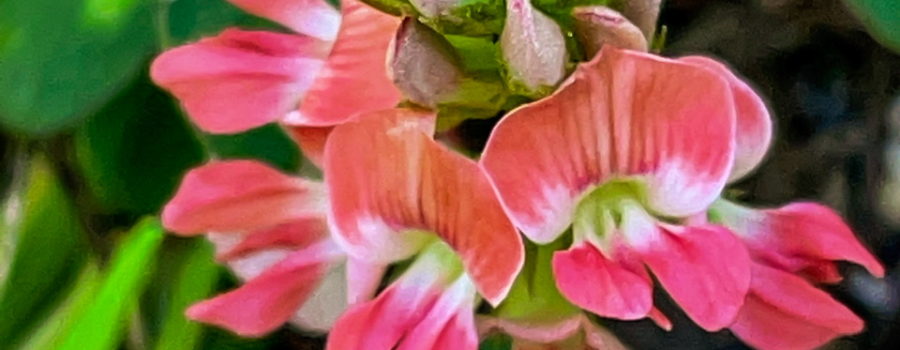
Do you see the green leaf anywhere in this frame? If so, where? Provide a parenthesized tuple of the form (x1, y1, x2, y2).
(845, 0, 900, 53)
(206, 124, 302, 173)
(0, 155, 89, 348)
(74, 75, 205, 215)
(16, 263, 103, 350)
(54, 217, 165, 350)
(166, 0, 282, 46)
(0, 0, 156, 136)
(151, 239, 219, 350)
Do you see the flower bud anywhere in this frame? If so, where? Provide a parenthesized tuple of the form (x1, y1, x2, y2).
(619, 0, 661, 41)
(500, 0, 568, 96)
(572, 6, 648, 57)
(408, 0, 504, 35)
(389, 17, 464, 108)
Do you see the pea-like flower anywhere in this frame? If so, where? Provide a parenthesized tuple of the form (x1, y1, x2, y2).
(323, 109, 524, 349)
(480, 45, 771, 331)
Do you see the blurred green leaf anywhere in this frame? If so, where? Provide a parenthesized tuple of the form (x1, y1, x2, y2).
(0, 155, 89, 348)
(845, 0, 900, 53)
(0, 0, 156, 136)
(207, 125, 302, 173)
(167, 0, 281, 46)
(54, 217, 164, 350)
(151, 239, 219, 350)
(16, 263, 102, 350)
(74, 75, 205, 215)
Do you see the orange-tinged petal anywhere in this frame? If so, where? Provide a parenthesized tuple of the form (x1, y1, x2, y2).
(481, 46, 736, 243)
(285, 125, 333, 168)
(151, 29, 329, 133)
(227, 0, 340, 40)
(162, 160, 326, 234)
(325, 109, 524, 305)
(680, 56, 772, 182)
(288, 0, 402, 126)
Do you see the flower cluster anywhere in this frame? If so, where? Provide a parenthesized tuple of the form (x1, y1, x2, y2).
(152, 0, 884, 349)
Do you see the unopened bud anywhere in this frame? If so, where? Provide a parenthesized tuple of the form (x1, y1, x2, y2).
(500, 0, 568, 96)
(389, 17, 464, 108)
(620, 0, 661, 41)
(572, 6, 648, 57)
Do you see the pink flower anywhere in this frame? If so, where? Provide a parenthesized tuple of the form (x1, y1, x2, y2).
(684, 57, 884, 349)
(162, 160, 346, 335)
(322, 108, 524, 349)
(709, 200, 884, 350)
(151, 0, 401, 164)
(480, 46, 774, 331)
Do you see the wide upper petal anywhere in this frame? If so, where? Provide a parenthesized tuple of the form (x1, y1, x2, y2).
(481, 46, 736, 243)
(552, 242, 653, 321)
(715, 201, 884, 277)
(325, 109, 524, 305)
(679, 56, 772, 182)
(287, 0, 402, 127)
(227, 0, 340, 40)
(633, 223, 751, 331)
(151, 29, 329, 133)
(186, 240, 342, 336)
(730, 264, 864, 350)
(162, 160, 326, 234)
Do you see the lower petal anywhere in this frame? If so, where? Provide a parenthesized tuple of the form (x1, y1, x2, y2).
(397, 276, 479, 350)
(730, 264, 864, 350)
(638, 224, 751, 331)
(186, 240, 341, 336)
(552, 242, 653, 321)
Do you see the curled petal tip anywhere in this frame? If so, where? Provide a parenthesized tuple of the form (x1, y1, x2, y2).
(572, 6, 649, 56)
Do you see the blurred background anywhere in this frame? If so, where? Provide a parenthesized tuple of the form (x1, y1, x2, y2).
(0, 0, 897, 349)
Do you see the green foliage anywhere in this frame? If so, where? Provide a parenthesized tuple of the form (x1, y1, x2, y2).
(151, 239, 219, 350)
(206, 125, 302, 173)
(0, 0, 156, 136)
(55, 218, 164, 350)
(74, 76, 206, 215)
(13, 218, 164, 350)
(0, 156, 89, 348)
(845, 0, 900, 53)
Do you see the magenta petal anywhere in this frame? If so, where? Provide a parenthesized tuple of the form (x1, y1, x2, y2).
(162, 160, 326, 234)
(730, 264, 864, 350)
(186, 241, 340, 336)
(151, 29, 328, 133)
(637, 224, 751, 331)
(216, 218, 328, 261)
(552, 242, 653, 321)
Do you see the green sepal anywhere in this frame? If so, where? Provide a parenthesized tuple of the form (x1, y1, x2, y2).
(493, 236, 580, 323)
